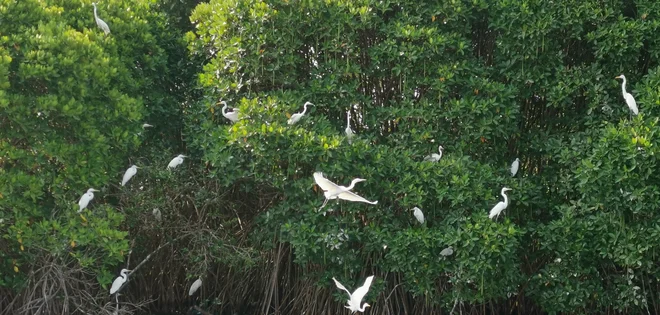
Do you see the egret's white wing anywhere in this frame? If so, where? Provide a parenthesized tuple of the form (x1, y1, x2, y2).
(350, 276, 374, 307)
(189, 278, 202, 296)
(121, 167, 137, 186)
(313, 172, 340, 192)
(511, 159, 519, 177)
(288, 113, 303, 125)
(332, 277, 352, 297)
(109, 276, 125, 295)
(413, 207, 425, 224)
(488, 201, 506, 219)
(78, 193, 92, 213)
(336, 191, 377, 204)
(625, 94, 638, 114)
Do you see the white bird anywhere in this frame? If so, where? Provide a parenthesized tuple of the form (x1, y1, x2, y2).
(423, 145, 443, 162)
(488, 187, 512, 219)
(167, 154, 187, 170)
(287, 101, 314, 125)
(615, 74, 639, 116)
(78, 188, 99, 213)
(511, 158, 520, 177)
(313, 172, 378, 210)
(152, 208, 162, 221)
(220, 101, 240, 122)
(332, 275, 374, 313)
(440, 246, 454, 257)
(142, 123, 153, 128)
(345, 110, 354, 144)
(189, 278, 203, 296)
(121, 165, 138, 186)
(109, 269, 131, 295)
(411, 206, 424, 224)
(92, 3, 110, 35)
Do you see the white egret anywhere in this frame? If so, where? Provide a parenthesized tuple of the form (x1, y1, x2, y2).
(121, 165, 138, 186)
(332, 275, 374, 313)
(220, 101, 240, 123)
(189, 278, 203, 296)
(424, 145, 443, 162)
(152, 208, 162, 221)
(78, 188, 99, 213)
(142, 123, 153, 128)
(167, 154, 187, 170)
(109, 269, 131, 295)
(287, 101, 314, 125)
(615, 74, 639, 116)
(411, 207, 425, 224)
(440, 246, 454, 257)
(91, 3, 111, 35)
(511, 158, 520, 177)
(488, 187, 512, 220)
(345, 110, 354, 144)
(313, 172, 378, 210)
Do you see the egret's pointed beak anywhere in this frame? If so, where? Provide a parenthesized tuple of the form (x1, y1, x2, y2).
(615, 75, 621, 79)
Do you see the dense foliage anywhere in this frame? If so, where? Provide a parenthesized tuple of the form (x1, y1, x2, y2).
(4, 0, 660, 314)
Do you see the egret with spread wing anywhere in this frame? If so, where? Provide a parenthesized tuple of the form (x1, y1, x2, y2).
(313, 172, 378, 210)
(332, 275, 374, 313)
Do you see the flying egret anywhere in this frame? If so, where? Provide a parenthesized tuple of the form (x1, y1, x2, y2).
(440, 246, 454, 257)
(167, 154, 187, 170)
(142, 123, 153, 128)
(189, 278, 203, 296)
(110, 269, 131, 295)
(615, 74, 639, 116)
(345, 110, 354, 144)
(78, 188, 99, 213)
(91, 3, 110, 35)
(153, 208, 162, 221)
(220, 101, 240, 123)
(488, 187, 512, 220)
(411, 207, 425, 224)
(424, 145, 443, 162)
(313, 172, 378, 210)
(511, 158, 520, 177)
(332, 275, 374, 313)
(121, 165, 138, 186)
(287, 101, 314, 125)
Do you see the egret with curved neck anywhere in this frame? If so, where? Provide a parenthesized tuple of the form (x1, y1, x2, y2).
(287, 101, 314, 125)
(345, 110, 354, 144)
(220, 101, 240, 122)
(615, 74, 639, 116)
(488, 187, 512, 220)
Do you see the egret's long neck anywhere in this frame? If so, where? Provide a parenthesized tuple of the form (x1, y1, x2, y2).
(345, 179, 360, 190)
(221, 103, 228, 114)
(501, 191, 509, 206)
(301, 104, 308, 115)
(346, 112, 351, 127)
(358, 303, 368, 312)
(93, 6, 99, 19)
(621, 77, 627, 95)
(121, 270, 129, 279)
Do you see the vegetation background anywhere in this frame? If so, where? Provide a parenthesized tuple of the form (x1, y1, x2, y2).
(2, 0, 660, 314)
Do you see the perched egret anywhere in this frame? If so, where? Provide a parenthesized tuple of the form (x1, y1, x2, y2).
(511, 158, 520, 177)
(189, 278, 203, 296)
(121, 165, 138, 186)
(78, 188, 99, 213)
(332, 275, 374, 313)
(313, 172, 378, 210)
(152, 208, 162, 221)
(142, 123, 153, 128)
(488, 187, 512, 220)
(440, 246, 454, 257)
(287, 101, 314, 125)
(424, 145, 443, 162)
(411, 207, 425, 224)
(167, 154, 187, 170)
(110, 269, 131, 295)
(345, 110, 354, 144)
(91, 3, 110, 35)
(220, 101, 240, 123)
(615, 74, 639, 116)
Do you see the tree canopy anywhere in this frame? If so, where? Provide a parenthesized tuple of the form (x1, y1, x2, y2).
(3, 0, 660, 314)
